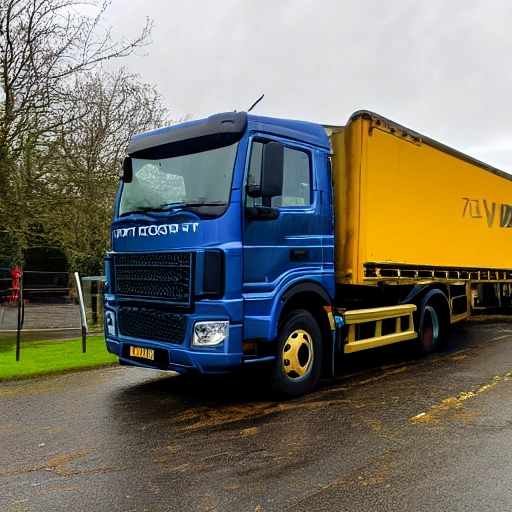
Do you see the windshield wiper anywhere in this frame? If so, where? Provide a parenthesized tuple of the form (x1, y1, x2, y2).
(120, 202, 187, 216)
(183, 201, 228, 207)
(140, 202, 188, 212)
(120, 201, 228, 217)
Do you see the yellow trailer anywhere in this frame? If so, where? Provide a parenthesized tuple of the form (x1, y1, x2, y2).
(328, 111, 512, 355)
(332, 111, 512, 283)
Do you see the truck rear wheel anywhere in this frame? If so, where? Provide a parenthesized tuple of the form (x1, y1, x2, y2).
(271, 310, 323, 398)
(418, 303, 440, 354)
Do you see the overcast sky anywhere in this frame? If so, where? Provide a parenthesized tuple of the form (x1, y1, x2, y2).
(104, 0, 512, 172)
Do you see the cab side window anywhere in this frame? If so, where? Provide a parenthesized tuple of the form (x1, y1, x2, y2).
(246, 141, 311, 207)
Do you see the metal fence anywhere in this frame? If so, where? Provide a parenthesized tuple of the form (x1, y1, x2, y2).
(0, 270, 105, 358)
(0, 268, 14, 303)
(80, 276, 105, 330)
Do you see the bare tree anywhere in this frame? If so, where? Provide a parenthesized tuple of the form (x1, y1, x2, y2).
(0, 0, 152, 267)
(47, 67, 171, 274)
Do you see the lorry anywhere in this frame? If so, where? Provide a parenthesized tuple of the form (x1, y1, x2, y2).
(103, 110, 512, 397)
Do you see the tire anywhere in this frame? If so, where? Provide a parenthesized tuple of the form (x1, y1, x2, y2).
(418, 303, 441, 355)
(271, 309, 323, 398)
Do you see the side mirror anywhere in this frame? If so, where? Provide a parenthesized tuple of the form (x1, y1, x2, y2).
(247, 141, 284, 198)
(260, 141, 284, 198)
(122, 157, 133, 183)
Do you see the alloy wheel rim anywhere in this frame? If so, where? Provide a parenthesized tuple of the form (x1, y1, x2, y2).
(282, 329, 313, 379)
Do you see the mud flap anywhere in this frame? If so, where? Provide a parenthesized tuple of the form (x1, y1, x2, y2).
(329, 315, 346, 378)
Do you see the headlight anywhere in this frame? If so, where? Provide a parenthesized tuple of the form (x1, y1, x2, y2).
(105, 310, 116, 336)
(193, 321, 229, 347)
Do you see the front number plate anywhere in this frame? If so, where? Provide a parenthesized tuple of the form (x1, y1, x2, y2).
(129, 346, 155, 360)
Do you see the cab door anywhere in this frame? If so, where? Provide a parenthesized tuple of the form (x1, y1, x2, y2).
(242, 136, 327, 299)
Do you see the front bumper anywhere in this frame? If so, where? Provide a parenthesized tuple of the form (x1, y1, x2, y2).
(106, 322, 243, 374)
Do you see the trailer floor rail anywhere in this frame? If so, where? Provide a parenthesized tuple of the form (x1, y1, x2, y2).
(364, 263, 512, 283)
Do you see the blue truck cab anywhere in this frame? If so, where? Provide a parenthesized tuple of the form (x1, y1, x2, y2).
(104, 111, 339, 396)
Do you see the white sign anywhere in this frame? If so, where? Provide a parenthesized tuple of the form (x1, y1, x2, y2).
(113, 223, 199, 239)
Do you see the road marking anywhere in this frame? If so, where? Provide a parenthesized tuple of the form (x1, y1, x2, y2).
(409, 372, 511, 423)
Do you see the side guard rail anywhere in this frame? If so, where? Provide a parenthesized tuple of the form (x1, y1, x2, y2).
(343, 304, 417, 354)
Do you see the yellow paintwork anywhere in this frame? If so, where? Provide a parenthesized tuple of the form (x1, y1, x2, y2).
(332, 114, 512, 285)
(343, 304, 417, 353)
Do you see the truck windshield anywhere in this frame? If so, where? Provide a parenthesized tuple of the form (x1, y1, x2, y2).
(119, 142, 239, 217)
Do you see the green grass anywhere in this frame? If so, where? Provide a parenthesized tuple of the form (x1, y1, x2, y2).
(0, 334, 118, 381)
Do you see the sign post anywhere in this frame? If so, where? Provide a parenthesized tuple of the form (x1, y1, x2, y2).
(74, 272, 87, 353)
(14, 269, 22, 361)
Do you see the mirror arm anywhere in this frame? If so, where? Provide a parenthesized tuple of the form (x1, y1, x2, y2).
(122, 157, 133, 183)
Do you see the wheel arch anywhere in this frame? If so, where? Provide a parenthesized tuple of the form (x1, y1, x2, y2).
(414, 288, 451, 333)
(275, 281, 333, 372)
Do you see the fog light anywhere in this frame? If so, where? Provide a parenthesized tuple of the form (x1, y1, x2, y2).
(193, 321, 229, 346)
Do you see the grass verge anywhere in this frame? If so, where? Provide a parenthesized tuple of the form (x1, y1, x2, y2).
(0, 334, 118, 381)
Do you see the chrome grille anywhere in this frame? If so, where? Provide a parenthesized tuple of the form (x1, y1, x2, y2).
(114, 252, 191, 305)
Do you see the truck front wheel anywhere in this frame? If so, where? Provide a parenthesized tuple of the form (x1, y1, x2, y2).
(271, 310, 323, 398)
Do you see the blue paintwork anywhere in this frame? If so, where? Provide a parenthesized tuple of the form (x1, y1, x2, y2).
(104, 113, 339, 374)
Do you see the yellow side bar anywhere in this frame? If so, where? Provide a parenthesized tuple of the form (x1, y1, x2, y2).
(450, 310, 471, 324)
(343, 304, 417, 354)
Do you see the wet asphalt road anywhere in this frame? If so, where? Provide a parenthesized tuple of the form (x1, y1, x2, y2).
(1, 317, 511, 512)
